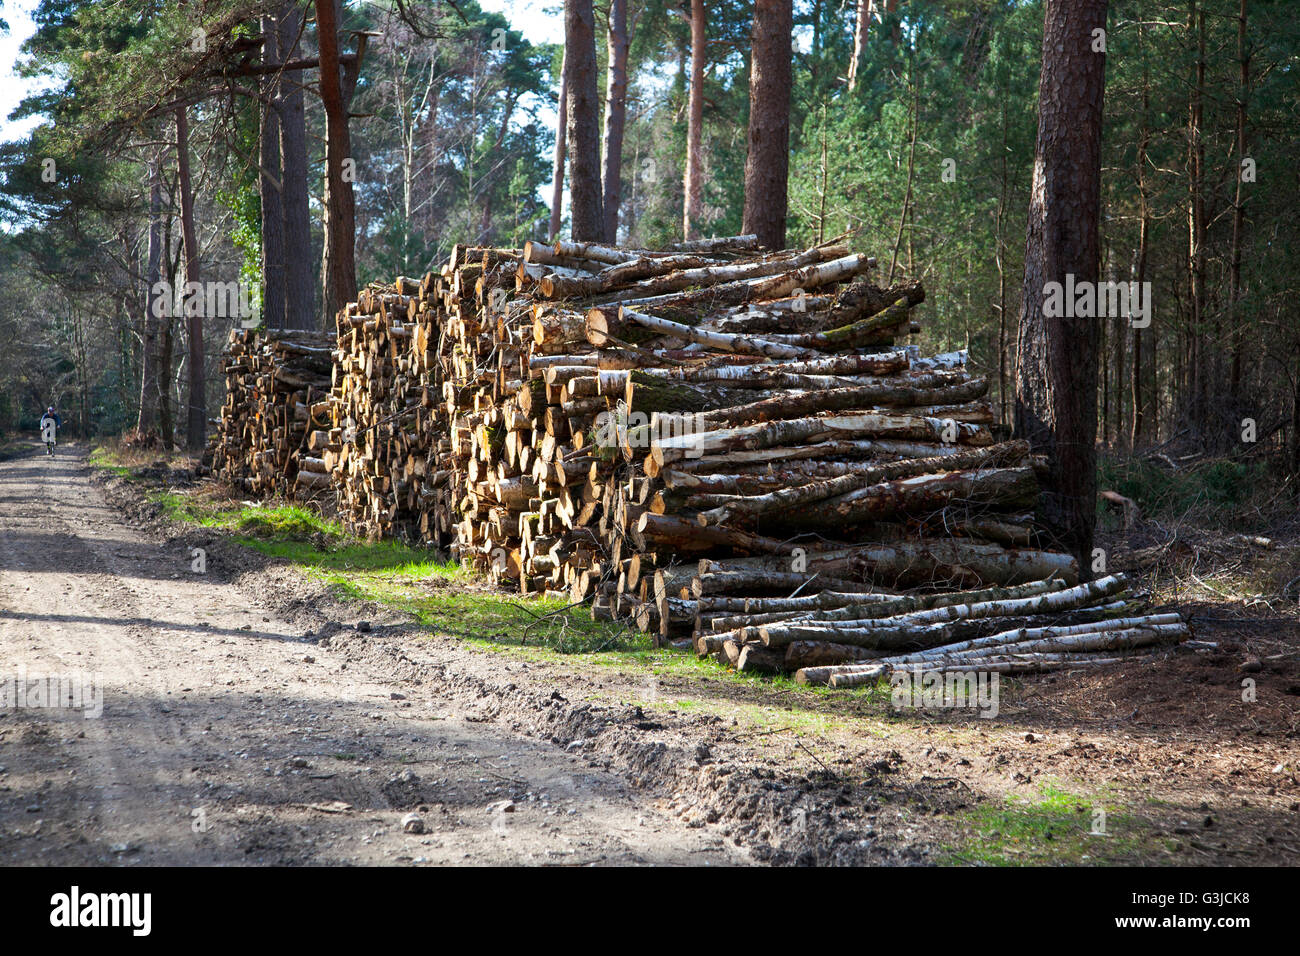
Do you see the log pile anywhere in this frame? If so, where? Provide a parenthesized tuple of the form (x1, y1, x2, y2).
(702, 572, 1190, 682)
(425, 235, 1190, 680)
(212, 234, 1192, 686)
(210, 328, 335, 498)
(327, 276, 455, 543)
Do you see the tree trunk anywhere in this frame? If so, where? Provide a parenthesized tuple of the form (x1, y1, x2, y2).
(1228, 0, 1249, 402)
(564, 0, 603, 241)
(1013, 0, 1108, 569)
(847, 0, 871, 91)
(601, 0, 630, 243)
(158, 217, 177, 448)
(741, 0, 793, 251)
(175, 105, 206, 450)
(550, 50, 567, 242)
(136, 159, 164, 442)
(1186, 1, 1207, 436)
(259, 12, 286, 330)
(278, 1, 314, 330)
(1131, 19, 1150, 447)
(683, 0, 706, 240)
(995, 99, 1010, 427)
(316, 0, 357, 325)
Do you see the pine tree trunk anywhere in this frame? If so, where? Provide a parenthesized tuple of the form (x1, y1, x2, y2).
(564, 0, 604, 241)
(683, 0, 706, 240)
(848, 0, 871, 91)
(741, 0, 793, 251)
(601, 0, 630, 243)
(1131, 22, 1150, 448)
(278, 1, 315, 330)
(1228, 0, 1249, 402)
(550, 50, 567, 242)
(136, 159, 164, 443)
(316, 0, 357, 325)
(1013, 0, 1108, 569)
(259, 12, 286, 330)
(1186, 2, 1207, 437)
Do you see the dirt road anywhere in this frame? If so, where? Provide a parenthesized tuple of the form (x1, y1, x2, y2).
(0, 443, 744, 865)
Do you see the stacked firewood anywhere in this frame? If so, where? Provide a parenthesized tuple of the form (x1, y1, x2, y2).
(328, 276, 451, 541)
(214, 235, 1192, 685)
(210, 328, 334, 498)
(450, 236, 1189, 679)
(429, 245, 539, 575)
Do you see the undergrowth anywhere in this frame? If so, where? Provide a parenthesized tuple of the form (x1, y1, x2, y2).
(1097, 454, 1288, 528)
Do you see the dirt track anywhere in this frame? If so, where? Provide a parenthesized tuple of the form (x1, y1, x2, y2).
(0, 443, 744, 865)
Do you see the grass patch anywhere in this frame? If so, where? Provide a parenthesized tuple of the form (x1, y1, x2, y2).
(148, 484, 640, 655)
(89, 445, 139, 479)
(118, 469, 971, 706)
(1097, 454, 1274, 526)
(941, 782, 1152, 865)
(90, 437, 195, 477)
(328, 571, 642, 655)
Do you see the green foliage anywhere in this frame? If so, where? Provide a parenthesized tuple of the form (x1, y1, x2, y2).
(1097, 454, 1267, 520)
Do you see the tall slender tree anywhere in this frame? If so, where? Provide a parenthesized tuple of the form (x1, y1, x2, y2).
(741, 0, 793, 251)
(601, 0, 631, 242)
(259, 10, 286, 329)
(550, 48, 568, 241)
(564, 0, 604, 240)
(848, 0, 871, 91)
(317, 0, 357, 324)
(278, 1, 314, 329)
(175, 103, 205, 450)
(136, 157, 164, 443)
(1014, 0, 1109, 569)
(683, 0, 706, 239)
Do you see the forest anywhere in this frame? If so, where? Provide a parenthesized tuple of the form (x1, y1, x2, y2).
(1, 0, 1299, 878)
(0, 0, 1297, 486)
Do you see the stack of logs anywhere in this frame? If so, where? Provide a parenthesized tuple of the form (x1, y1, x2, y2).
(209, 328, 335, 498)
(423, 235, 1189, 679)
(703, 573, 1190, 683)
(212, 234, 1191, 685)
(327, 275, 458, 544)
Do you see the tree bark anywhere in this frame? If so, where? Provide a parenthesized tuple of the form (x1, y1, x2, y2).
(1013, 0, 1108, 569)
(259, 12, 286, 330)
(847, 0, 871, 91)
(136, 158, 164, 443)
(683, 0, 706, 240)
(1131, 17, 1150, 447)
(175, 105, 206, 450)
(316, 0, 357, 325)
(741, 0, 793, 251)
(601, 0, 630, 243)
(1186, 1, 1207, 435)
(564, 0, 604, 241)
(1228, 0, 1249, 402)
(278, 1, 314, 330)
